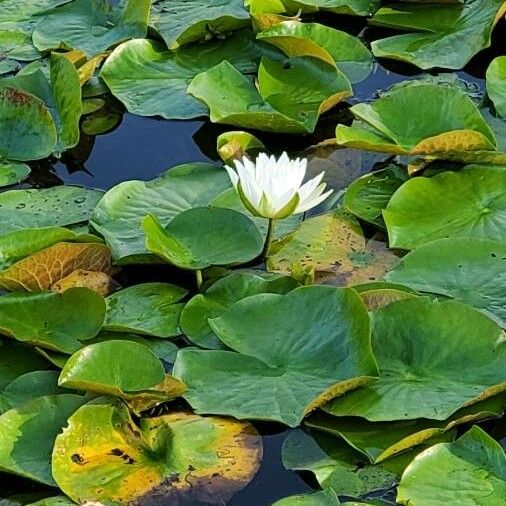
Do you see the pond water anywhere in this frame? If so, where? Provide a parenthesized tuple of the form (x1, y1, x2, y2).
(1, 10, 505, 506)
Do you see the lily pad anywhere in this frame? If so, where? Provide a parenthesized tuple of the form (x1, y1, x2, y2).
(150, 0, 250, 49)
(180, 270, 299, 349)
(0, 87, 56, 161)
(0, 394, 85, 485)
(282, 428, 452, 499)
(352, 281, 418, 311)
(325, 298, 506, 421)
(58, 340, 185, 411)
(487, 55, 506, 118)
(383, 165, 506, 249)
(91, 163, 230, 263)
(257, 21, 372, 83)
(272, 489, 340, 506)
(52, 269, 119, 296)
(0, 340, 50, 390)
(188, 56, 351, 133)
(52, 399, 262, 504)
(104, 283, 188, 337)
(267, 210, 398, 286)
(143, 208, 263, 270)
(335, 82, 506, 164)
(370, 0, 506, 70)
(174, 285, 378, 427)
(33, 0, 151, 57)
(344, 164, 409, 227)
(397, 426, 506, 505)
(0, 186, 104, 235)
(0, 161, 30, 188)
(386, 237, 506, 327)
(0, 288, 106, 353)
(100, 30, 260, 120)
(0, 241, 112, 291)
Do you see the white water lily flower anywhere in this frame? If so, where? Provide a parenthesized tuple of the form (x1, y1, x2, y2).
(225, 152, 333, 219)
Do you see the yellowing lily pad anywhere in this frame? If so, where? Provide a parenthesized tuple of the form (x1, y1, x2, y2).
(0, 242, 112, 291)
(52, 399, 262, 505)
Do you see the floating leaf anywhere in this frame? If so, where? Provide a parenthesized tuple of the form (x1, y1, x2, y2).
(0, 186, 104, 235)
(344, 164, 409, 227)
(217, 131, 265, 165)
(59, 340, 185, 411)
(386, 237, 506, 327)
(143, 208, 263, 270)
(383, 165, 506, 249)
(0, 87, 56, 161)
(91, 163, 230, 263)
(325, 298, 506, 421)
(104, 283, 188, 337)
(335, 82, 506, 164)
(0, 288, 106, 353)
(180, 270, 299, 349)
(0, 161, 30, 188)
(0, 242, 111, 292)
(52, 269, 119, 296)
(0, 394, 85, 485)
(52, 399, 262, 504)
(33, 0, 151, 57)
(257, 21, 372, 83)
(174, 285, 378, 427)
(150, 0, 250, 49)
(397, 426, 506, 505)
(272, 489, 339, 506)
(100, 31, 260, 120)
(370, 0, 506, 70)
(0, 340, 50, 390)
(487, 55, 506, 118)
(188, 56, 351, 133)
(267, 210, 398, 285)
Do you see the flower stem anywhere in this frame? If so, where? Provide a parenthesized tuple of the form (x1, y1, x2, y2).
(195, 269, 203, 291)
(263, 218, 276, 260)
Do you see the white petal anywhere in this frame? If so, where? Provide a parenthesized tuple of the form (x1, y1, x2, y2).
(297, 172, 325, 203)
(225, 165, 239, 188)
(295, 187, 333, 213)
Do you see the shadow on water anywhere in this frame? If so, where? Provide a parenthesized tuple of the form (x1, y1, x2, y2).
(0, 12, 504, 506)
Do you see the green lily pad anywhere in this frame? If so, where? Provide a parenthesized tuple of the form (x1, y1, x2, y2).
(0, 227, 100, 272)
(370, 0, 506, 70)
(0, 394, 85, 485)
(91, 163, 230, 263)
(397, 426, 506, 505)
(267, 210, 398, 286)
(383, 165, 506, 249)
(249, 0, 379, 16)
(104, 283, 187, 337)
(272, 489, 340, 506)
(487, 55, 506, 119)
(344, 164, 409, 227)
(217, 131, 265, 165)
(0, 161, 30, 188)
(335, 82, 506, 164)
(188, 56, 351, 133)
(52, 399, 262, 504)
(100, 30, 260, 120)
(27, 497, 75, 506)
(0, 87, 56, 161)
(282, 428, 452, 499)
(150, 0, 250, 49)
(33, 0, 151, 57)
(0, 186, 103, 235)
(180, 270, 299, 349)
(386, 238, 506, 327)
(257, 21, 372, 83)
(0, 371, 66, 415)
(0, 340, 50, 390)
(325, 298, 506, 421)
(143, 207, 264, 270)
(174, 285, 378, 427)
(58, 340, 186, 411)
(0, 288, 106, 353)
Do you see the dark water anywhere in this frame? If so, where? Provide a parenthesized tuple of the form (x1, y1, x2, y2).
(1, 13, 505, 506)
